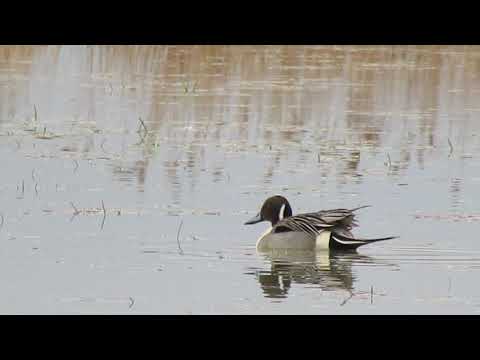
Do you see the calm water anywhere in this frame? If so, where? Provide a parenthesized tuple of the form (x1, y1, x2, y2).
(1, 45, 480, 314)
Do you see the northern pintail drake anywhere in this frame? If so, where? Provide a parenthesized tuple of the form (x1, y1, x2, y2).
(245, 195, 397, 251)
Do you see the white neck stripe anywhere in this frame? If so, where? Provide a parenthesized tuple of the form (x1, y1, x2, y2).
(279, 204, 286, 220)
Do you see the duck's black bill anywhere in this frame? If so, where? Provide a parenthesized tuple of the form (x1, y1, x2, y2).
(244, 213, 263, 225)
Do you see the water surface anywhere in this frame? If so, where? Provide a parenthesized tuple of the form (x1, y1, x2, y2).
(0, 45, 479, 314)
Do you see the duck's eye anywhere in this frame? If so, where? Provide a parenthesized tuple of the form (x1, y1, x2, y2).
(279, 204, 286, 220)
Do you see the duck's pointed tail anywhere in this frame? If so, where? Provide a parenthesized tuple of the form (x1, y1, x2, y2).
(350, 205, 372, 212)
(330, 231, 398, 250)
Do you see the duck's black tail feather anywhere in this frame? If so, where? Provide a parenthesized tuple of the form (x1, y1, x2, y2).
(330, 231, 398, 250)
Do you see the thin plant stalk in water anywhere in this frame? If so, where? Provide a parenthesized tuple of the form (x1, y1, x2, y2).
(448, 138, 454, 157)
(100, 200, 107, 230)
(177, 220, 184, 255)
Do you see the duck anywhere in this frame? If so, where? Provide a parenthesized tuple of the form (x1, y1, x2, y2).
(244, 195, 397, 252)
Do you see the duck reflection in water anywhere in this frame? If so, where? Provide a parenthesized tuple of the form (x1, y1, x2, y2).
(247, 250, 387, 299)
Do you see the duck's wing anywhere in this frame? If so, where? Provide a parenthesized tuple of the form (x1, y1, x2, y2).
(272, 206, 370, 237)
(313, 205, 370, 229)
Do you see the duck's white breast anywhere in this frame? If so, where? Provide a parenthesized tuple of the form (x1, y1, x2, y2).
(315, 230, 331, 250)
(256, 228, 332, 251)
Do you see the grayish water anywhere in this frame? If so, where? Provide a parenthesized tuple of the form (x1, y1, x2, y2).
(1, 45, 480, 314)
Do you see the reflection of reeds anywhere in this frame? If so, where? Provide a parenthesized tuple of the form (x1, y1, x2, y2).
(4, 45, 476, 199)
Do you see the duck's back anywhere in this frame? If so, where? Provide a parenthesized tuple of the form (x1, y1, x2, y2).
(272, 207, 361, 236)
